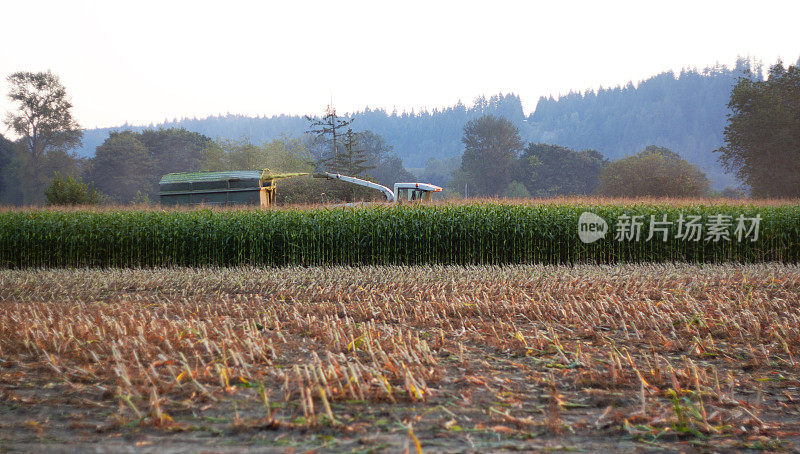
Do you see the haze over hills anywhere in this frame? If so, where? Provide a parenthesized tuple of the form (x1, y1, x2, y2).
(76, 58, 777, 190)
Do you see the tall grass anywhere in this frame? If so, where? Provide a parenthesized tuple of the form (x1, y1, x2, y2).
(1, 202, 798, 267)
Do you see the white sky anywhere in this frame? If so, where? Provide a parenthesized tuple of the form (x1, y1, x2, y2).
(1, 0, 798, 132)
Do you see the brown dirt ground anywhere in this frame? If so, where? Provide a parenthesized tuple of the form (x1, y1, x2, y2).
(1, 264, 799, 453)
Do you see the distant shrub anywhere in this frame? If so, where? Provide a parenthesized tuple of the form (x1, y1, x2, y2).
(502, 181, 531, 199)
(44, 172, 100, 206)
(131, 190, 152, 205)
(598, 146, 710, 198)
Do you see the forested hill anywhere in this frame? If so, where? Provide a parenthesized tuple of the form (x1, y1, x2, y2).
(77, 58, 768, 189)
(527, 59, 764, 187)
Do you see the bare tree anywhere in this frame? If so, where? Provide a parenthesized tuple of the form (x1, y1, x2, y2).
(304, 105, 353, 172)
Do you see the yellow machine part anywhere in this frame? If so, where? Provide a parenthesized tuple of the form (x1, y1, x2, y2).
(259, 186, 276, 207)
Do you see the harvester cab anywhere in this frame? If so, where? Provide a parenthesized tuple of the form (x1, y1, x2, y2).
(393, 182, 441, 202)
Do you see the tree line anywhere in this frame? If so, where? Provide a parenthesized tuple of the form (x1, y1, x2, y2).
(2, 59, 799, 205)
(450, 115, 714, 200)
(0, 74, 419, 205)
(75, 57, 793, 191)
(451, 58, 800, 200)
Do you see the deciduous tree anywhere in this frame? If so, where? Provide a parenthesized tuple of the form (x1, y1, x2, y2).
(0, 133, 15, 201)
(520, 143, 606, 196)
(88, 132, 153, 203)
(459, 115, 523, 196)
(137, 128, 213, 175)
(4, 71, 82, 204)
(716, 62, 800, 197)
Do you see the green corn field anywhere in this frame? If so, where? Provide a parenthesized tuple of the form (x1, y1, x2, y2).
(1, 202, 798, 267)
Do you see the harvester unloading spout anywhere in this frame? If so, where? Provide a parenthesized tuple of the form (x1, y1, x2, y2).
(313, 171, 396, 202)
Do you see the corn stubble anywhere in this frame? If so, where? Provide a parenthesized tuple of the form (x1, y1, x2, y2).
(1, 264, 798, 450)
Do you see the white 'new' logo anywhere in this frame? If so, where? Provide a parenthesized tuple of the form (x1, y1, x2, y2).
(578, 212, 608, 244)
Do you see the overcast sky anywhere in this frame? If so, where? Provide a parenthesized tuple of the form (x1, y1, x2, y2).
(1, 0, 798, 132)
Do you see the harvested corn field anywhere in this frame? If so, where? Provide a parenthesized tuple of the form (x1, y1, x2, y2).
(1, 264, 799, 452)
